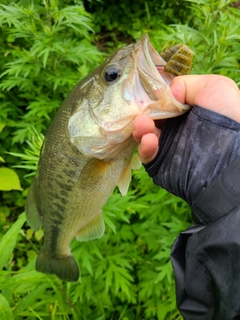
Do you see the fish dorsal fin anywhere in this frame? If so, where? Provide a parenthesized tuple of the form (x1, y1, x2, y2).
(75, 211, 105, 242)
(117, 154, 141, 196)
(25, 179, 42, 231)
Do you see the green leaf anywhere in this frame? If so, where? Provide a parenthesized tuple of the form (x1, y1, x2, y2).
(0, 167, 22, 191)
(0, 123, 6, 133)
(0, 213, 25, 270)
(155, 261, 173, 284)
(12, 283, 48, 317)
(0, 271, 44, 289)
(0, 294, 14, 320)
(104, 213, 117, 234)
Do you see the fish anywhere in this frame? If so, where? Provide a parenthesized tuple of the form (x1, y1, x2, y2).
(25, 34, 193, 282)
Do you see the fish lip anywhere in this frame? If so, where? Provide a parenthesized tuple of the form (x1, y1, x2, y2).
(132, 34, 169, 104)
(132, 35, 191, 117)
(138, 34, 166, 81)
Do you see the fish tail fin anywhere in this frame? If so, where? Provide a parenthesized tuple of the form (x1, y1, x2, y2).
(36, 250, 79, 282)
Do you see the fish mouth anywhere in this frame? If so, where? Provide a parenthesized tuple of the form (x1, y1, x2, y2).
(130, 34, 190, 117)
(139, 34, 167, 84)
(126, 34, 169, 112)
(121, 34, 168, 114)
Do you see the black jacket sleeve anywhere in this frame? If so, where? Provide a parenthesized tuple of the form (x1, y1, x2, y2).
(144, 105, 240, 319)
(171, 158, 240, 320)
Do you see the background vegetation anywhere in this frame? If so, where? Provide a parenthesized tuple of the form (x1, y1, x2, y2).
(0, 0, 239, 319)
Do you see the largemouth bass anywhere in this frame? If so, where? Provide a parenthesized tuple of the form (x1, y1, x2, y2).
(25, 35, 193, 282)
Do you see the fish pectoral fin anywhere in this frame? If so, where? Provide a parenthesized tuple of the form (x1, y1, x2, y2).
(117, 154, 141, 196)
(75, 211, 105, 242)
(25, 179, 42, 231)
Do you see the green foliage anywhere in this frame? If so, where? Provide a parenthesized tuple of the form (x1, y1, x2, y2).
(1, 129, 189, 319)
(0, 293, 14, 320)
(0, 0, 239, 319)
(0, 0, 102, 144)
(0, 176, 190, 319)
(0, 213, 25, 270)
(0, 122, 22, 192)
(84, 0, 192, 46)
(0, 168, 22, 191)
(8, 127, 44, 176)
(149, 0, 240, 84)
(0, 0, 102, 226)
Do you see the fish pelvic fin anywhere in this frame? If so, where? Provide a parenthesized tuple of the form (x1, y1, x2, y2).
(130, 154, 141, 170)
(117, 154, 141, 196)
(36, 250, 79, 282)
(25, 179, 42, 231)
(75, 211, 105, 241)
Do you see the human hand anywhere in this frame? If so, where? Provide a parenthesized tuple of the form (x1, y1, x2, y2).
(133, 74, 240, 208)
(133, 75, 240, 164)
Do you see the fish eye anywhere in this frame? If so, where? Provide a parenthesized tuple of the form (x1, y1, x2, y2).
(103, 65, 121, 83)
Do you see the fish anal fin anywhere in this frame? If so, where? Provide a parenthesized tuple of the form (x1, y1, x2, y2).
(75, 211, 105, 242)
(36, 250, 79, 282)
(25, 179, 42, 231)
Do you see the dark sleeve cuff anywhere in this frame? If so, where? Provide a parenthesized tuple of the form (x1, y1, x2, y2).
(143, 105, 240, 207)
(144, 105, 240, 175)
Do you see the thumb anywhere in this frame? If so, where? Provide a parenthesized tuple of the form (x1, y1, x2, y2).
(170, 74, 216, 105)
(170, 75, 240, 122)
